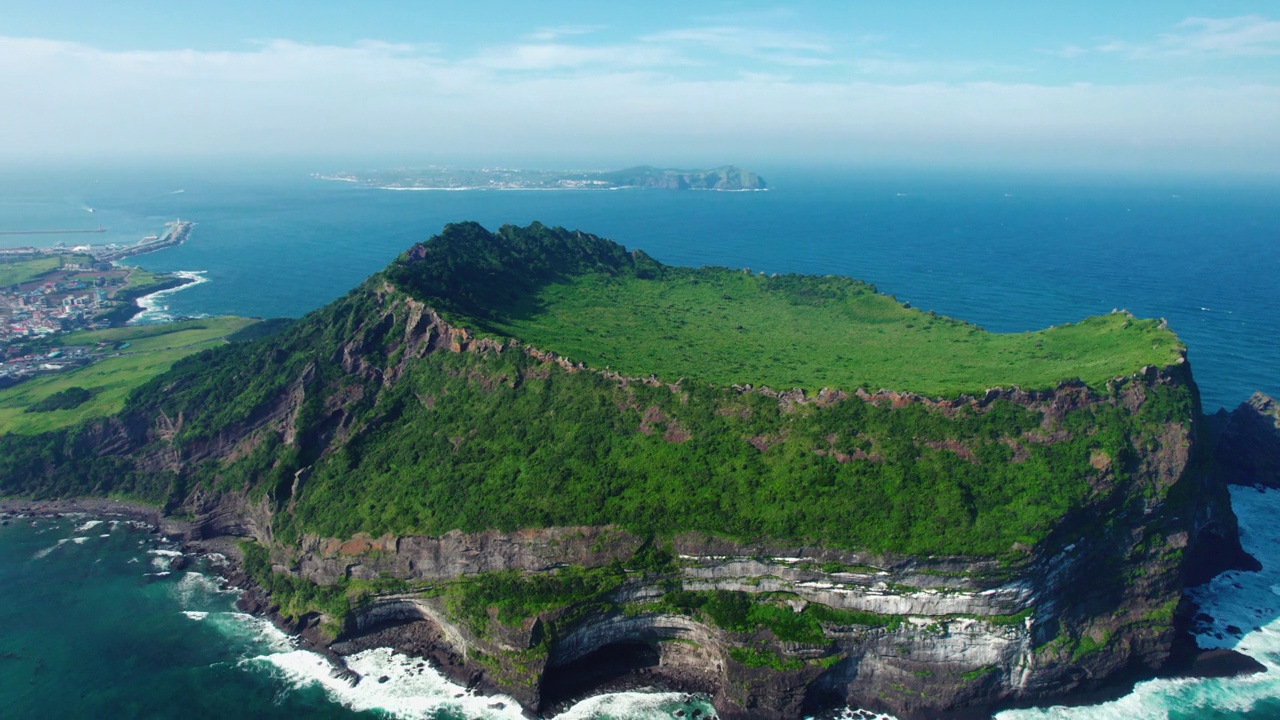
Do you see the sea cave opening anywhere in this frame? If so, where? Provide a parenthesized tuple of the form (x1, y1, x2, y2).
(540, 641, 662, 708)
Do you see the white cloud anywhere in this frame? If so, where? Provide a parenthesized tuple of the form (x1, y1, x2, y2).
(1160, 15, 1280, 56)
(1041, 44, 1089, 59)
(524, 25, 609, 42)
(474, 42, 682, 71)
(0, 35, 1277, 174)
(1089, 15, 1280, 59)
(640, 25, 834, 67)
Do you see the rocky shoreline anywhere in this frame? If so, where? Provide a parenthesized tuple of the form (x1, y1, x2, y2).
(1, 494, 1269, 720)
(0, 496, 721, 714)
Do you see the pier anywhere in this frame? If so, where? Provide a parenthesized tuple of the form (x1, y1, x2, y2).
(96, 220, 192, 262)
(0, 221, 194, 262)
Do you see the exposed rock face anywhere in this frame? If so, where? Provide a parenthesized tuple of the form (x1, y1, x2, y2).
(1211, 392, 1280, 487)
(264, 349, 1241, 718)
(280, 460, 1229, 720)
(4, 278, 1247, 719)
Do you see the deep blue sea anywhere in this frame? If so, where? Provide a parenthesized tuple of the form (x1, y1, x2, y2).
(1, 163, 1278, 718)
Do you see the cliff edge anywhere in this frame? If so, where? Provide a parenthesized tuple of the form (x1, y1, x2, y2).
(0, 222, 1251, 718)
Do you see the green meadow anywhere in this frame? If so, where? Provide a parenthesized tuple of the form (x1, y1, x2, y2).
(0, 256, 63, 287)
(490, 268, 1182, 398)
(0, 317, 258, 434)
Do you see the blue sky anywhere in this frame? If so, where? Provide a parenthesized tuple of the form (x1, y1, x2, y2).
(2, 1, 1279, 174)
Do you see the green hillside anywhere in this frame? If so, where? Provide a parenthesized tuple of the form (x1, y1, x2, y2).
(392, 222, 1182, 398)
(0, 223, 1197, 557)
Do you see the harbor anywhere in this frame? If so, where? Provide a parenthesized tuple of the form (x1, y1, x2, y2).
(95, 220, 193, 261)
(0, 219, 199, 386)
(0, 220, 193, 261)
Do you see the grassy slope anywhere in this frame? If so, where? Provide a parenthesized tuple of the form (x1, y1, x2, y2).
(0, 317, 257, 434)
(119, 266, 168, 292)
(0, 256, 61, 286)
(489, 269, 1182, 398)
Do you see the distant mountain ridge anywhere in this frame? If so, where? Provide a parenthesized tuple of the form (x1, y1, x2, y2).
(594, 165, 767, 190)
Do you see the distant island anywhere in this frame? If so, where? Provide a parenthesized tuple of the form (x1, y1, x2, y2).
(313, 165, 767, 191)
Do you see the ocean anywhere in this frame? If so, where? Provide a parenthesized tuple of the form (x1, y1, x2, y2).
(0, 163, 1278, 718)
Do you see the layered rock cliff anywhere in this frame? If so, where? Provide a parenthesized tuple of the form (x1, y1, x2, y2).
(0, 222, 1249, 719)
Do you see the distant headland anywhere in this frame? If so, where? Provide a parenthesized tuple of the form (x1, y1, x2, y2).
(313, 164, 768, 191)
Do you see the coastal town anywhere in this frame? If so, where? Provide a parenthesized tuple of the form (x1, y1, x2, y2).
(0, 221, 194, 387)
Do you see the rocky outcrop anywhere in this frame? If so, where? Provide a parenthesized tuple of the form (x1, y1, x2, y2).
(295, 526, 644, 585)
(1211, 392, 1280, 487)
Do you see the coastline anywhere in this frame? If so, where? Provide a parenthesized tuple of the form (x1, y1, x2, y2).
(3, 494, 1269, 720)
(0, 497, 365, 685)
(0, 496, 170, 528)
(97, 272, 196, 326)
(0, 497, 740, 713)
(125, 270, 209, 325)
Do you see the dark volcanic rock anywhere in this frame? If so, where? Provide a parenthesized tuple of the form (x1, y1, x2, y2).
(1180, 648, 1267, 679)
(1211, 392, 1280, 487)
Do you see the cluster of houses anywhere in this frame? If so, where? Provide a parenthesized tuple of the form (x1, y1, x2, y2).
(0, 272, 129, 386)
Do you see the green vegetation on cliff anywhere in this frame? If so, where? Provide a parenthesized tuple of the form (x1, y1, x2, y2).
(0, 222, 1197, 559)
(389, 221, 1181, 397)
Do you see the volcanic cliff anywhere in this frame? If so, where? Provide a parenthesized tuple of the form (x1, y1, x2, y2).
(0, 222, 1250, 719)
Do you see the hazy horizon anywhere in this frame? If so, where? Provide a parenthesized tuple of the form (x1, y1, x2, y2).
(2, 1, 1279, 177)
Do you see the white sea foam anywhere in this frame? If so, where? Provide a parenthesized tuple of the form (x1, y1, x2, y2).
(70, 536, 89, 544)
(149, 548, 184, 557)
(32, 538, 69, 559)
(129, 270, 211, 324)
(253, 647, 532, 719)
(552, 690, 708, 719)
(248, 644, 717, 720)
(222, 612, 297, 653)
(170, 571, 238, 608)
(75, 519, 104, 532)
(824, 709, 898, 720)
(183, 611, 209, 621)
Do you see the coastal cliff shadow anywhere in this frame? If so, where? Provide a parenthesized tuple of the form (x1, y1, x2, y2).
(1180, 485, 1277, 659)
(539, 641, 664, 711)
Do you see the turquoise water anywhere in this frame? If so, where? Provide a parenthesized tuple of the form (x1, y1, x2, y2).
(0, 516, 713, 719)
(2, 164, 1280, 717)
(0, 517, 356, 718)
